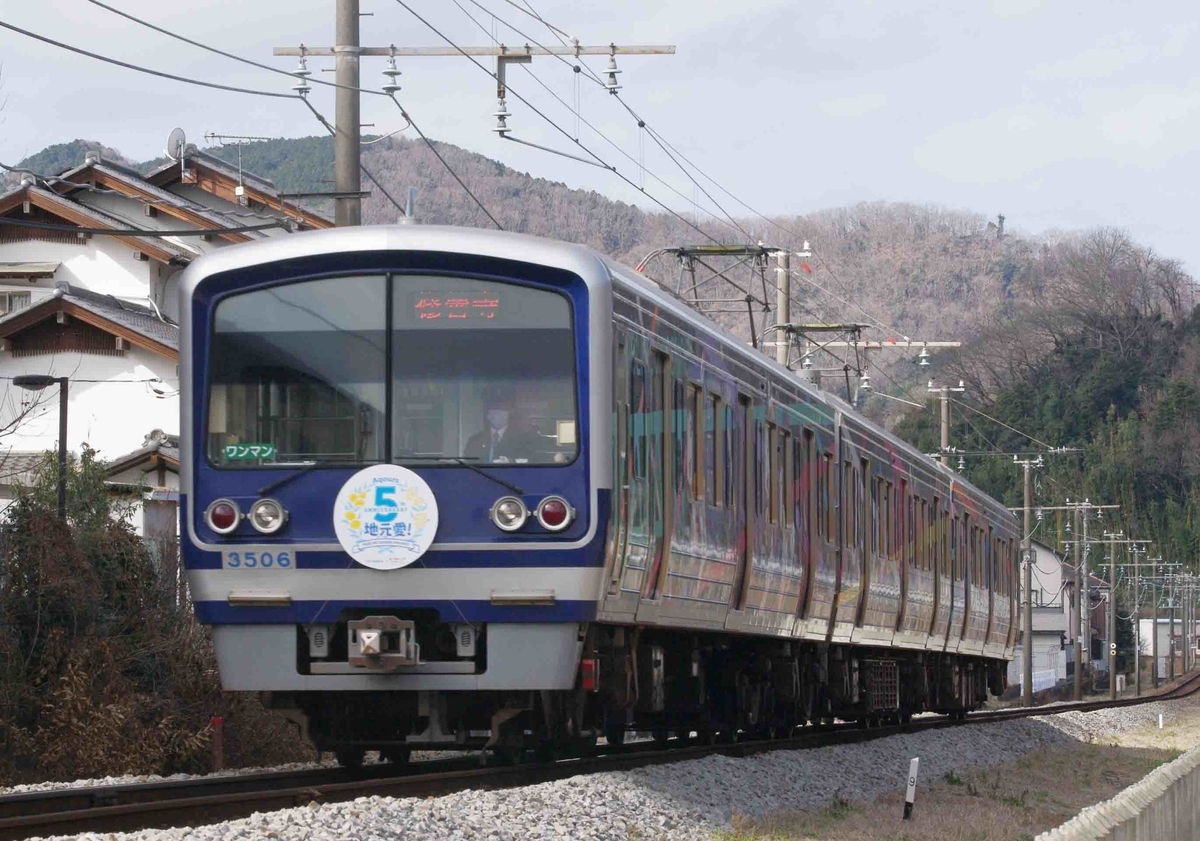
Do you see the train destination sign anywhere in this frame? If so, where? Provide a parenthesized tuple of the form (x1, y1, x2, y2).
(411, 290, 500, 323)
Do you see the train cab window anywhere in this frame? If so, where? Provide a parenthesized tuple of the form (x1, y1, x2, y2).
(208, 274, 387, 465)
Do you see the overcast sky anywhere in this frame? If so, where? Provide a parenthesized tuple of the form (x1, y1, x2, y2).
(2, 0, 1198, 270)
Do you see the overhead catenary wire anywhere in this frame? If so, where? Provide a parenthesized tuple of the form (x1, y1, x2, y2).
(0, 19, 298, 99)
(433, 0, 915, 346)
(387, 95, 503, 229)
(387, 0, 727, 249)
(456, 0, 757, 245)
(450, 0, 748, 243)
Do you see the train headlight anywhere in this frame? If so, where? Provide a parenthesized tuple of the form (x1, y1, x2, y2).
(490, 496, 528, 532)
(206, 499, 241, 535)
(249, 498, 288, 535)
(536, 496, 574, 532)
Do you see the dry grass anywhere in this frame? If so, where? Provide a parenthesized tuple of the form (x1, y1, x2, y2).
(718, 743, 1178, 841)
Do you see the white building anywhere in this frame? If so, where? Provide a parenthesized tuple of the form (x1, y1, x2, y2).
(0, 142, 329, 542)
(1009, 539, 1073, 693)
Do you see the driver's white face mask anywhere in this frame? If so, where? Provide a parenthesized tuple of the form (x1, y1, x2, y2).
(486, 409, 509, 430)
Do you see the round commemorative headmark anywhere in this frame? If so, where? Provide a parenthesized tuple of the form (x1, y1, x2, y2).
(333, 464, 439, 570)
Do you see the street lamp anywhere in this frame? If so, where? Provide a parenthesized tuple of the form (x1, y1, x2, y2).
(12, 374, 68, 519)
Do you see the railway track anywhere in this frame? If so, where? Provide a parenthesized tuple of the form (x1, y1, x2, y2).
(4, 672, 1198, 841)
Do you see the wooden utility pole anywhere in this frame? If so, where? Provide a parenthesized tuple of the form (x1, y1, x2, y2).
(273, 40, 675, 227)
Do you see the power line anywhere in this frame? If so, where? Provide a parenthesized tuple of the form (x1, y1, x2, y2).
(297, 96, 407, 217)
(84, 0, 389, 97)
(0, 19, 297, 99)
(387, 95, 503, 229)
(950, 396, 1058, 451)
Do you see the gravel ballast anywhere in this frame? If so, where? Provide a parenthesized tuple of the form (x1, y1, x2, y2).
(14, 695, 1197, 841)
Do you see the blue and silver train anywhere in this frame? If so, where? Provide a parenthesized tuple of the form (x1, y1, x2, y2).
(180, 225, 1018, 764)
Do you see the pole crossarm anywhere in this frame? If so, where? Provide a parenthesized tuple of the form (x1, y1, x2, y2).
(274, 45, 676, 56)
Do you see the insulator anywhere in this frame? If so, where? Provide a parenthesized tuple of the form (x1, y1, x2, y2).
(382, 56, 402, 95)
(917, 347, 930, 367)
(859, 372, 872, 391)
(1036, 509, 1044, 521)
(292, 56, 313, 97)
(604, 55, 622, 93)
(801, 355, 813, 370)
(1066, 521, 1072, 534)
(957, 456, 966, 471)
(493, 98, 512, 136)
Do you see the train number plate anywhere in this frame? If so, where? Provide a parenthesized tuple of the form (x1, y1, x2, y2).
(222, 549, 295, 570)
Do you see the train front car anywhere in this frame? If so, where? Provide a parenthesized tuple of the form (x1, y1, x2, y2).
(180, 226, 611, 764)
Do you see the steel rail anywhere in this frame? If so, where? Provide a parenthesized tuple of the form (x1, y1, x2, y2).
(3, 670, 1198, 840)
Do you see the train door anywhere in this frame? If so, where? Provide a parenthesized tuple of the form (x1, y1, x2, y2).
(601, 331, 639, 616)
(640, 350, 671, 604)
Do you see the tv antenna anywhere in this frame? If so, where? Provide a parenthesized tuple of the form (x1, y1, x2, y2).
(204, 132, 273, 206)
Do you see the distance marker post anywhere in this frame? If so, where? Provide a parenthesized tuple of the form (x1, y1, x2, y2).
(903, 757, 920, 820)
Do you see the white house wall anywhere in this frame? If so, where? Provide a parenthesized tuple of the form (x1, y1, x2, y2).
(0, 346, 178, 461)
(0, 237, 160, 299)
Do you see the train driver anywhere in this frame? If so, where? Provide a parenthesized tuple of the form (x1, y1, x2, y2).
(463, 396, 538, 463)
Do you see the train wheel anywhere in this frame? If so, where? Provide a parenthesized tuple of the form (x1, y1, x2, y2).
(381, 746, 411, 765)
(602, 711, 626, 747)
(651, 726, 671, 747)
(335, 747, 365, 769)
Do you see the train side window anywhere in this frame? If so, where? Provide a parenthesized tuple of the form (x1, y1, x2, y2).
(673, 378, 687, 493)
(754, 419, 765, 517)
(767, 423, 778, 524)
(820, 452, 834, 540)
(907, 494, 915, 568)
(783, 429, 794, 526)
(724, 403, 735, 508)
(706, 393, 720, 507)
(802, 431, 814, 533)
(687, 383, 702, 501)
(630, 361, 646, 479)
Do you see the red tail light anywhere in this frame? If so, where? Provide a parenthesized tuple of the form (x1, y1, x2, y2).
(536, 496, 573, 531)
(581, 657, 599, 692)
(206, 499, 241, 534)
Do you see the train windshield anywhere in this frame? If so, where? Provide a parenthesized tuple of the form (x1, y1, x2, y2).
(207, 273, 578, 467)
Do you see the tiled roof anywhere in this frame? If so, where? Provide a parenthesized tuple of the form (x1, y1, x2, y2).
(0, 282, 179, 353)
(105, 431, 180, 479)
(145, 147, 278, 194)
(0, 450, 51, 487)
(58, 284, 179, 350)
(0, 185, 193, 262)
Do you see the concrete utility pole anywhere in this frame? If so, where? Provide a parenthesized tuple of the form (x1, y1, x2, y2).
(1106, 530, 1120, 699)
(1152, 571, 1159, 689)
(775, 251, 790, 366)
(1170, 574, 1177, 681)
(927, 380, 966, 469)
(1074, 506, 1084, 700)
(334, 0, 361, 226)
(1021, 458, 1034, 705)
(274, 41, 674, 227)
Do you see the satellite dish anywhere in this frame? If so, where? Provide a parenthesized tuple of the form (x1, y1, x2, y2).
(165, 128, 187, 160)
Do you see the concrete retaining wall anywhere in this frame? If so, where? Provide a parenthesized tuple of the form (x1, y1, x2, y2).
(1038, 743, 1200, 841)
